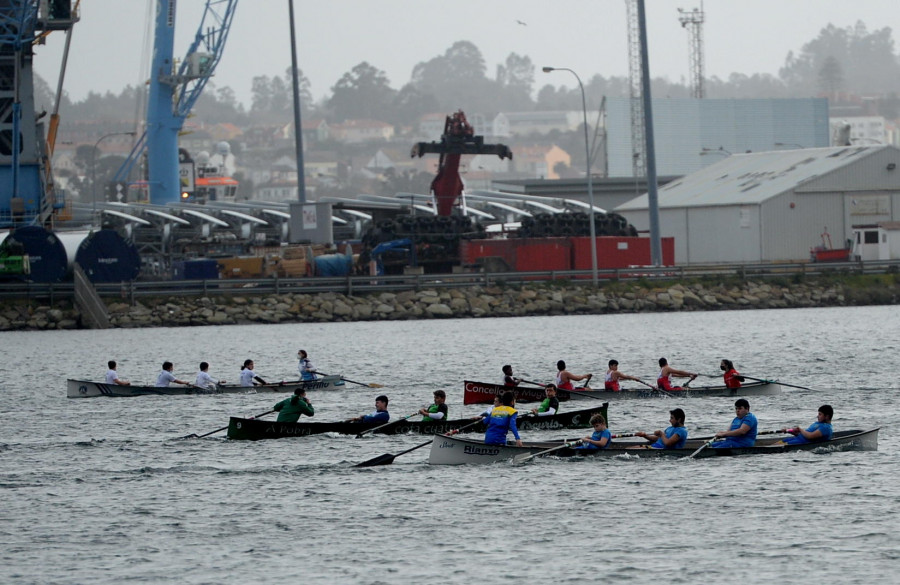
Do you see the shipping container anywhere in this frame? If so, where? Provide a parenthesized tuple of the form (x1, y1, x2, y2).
(172, 259, 220, 280)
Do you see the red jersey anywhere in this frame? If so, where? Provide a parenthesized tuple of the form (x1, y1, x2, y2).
(723, 368, 742, 389)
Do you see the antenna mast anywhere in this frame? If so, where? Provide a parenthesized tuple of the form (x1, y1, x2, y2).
(625, 0, 646, 177)
(678, 2, 705, 99)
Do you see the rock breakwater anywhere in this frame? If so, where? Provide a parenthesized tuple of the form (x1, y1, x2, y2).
(2, 278, 899, 331)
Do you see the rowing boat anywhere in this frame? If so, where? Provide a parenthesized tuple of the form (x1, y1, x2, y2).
(66, 375, 345, 398)
(226, 403, 609, 440)
(462, 379, 781, 404)
(427, 428, 878, 465)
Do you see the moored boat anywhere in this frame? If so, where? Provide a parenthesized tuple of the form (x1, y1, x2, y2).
(427, 428, 878, 465)
(463, 379, 781, 404)
(226, 402, 609, 440)
(66, 375, 345, 398)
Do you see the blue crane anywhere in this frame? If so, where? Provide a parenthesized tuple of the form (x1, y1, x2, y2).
(115, 0, 238, 205)
(0, 1, 76, 228)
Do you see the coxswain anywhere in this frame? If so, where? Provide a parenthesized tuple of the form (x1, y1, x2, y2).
(297, 349, 317, 381)
(274, 388, 315, 423)
(720, 359, 745, 389)
(483, 391, 522, 447)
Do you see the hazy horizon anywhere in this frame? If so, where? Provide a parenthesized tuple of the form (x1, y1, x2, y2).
(32, 0, 900, 108)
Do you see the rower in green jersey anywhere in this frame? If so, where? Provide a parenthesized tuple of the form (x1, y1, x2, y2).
(418, 390, 448, 422)
(530, 384, 560, 417)
(274, 388, 315, 422)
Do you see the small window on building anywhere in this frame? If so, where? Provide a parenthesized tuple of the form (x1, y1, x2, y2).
(864, 231, 879, 244)
(883, 234, 887, 244)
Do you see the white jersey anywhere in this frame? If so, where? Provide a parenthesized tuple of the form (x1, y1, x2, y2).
(195, 371, 216, 389)
(105, 369, 119, 384)
(298, 358, 316, 380)
(240, 368, 257, 387)
(156, 370, 177, 387)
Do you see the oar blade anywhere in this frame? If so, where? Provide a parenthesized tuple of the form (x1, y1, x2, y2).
(367, 383, 385, 388)
(354, 453, 396, 468)
(512, 453, 534, 465)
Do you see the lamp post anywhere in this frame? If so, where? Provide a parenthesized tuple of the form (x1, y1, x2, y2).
(91, 131, 135, 220)
(542, 66, 598, 286)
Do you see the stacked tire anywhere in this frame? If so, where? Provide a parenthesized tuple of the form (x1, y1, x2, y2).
(515, 212, 636, 238)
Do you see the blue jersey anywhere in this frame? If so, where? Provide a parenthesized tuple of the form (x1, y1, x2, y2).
(784, 421, 833, 445)
(713, 413, 758, 448)
(576, 428, 611, 450)
(361, 410, 389, 424)
(484, 405, 520, 445)
(651, 426, 688, 449)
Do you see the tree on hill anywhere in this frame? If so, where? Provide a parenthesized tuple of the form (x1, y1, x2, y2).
(327, 61, 396, 122)
(780, 21, 900, 95)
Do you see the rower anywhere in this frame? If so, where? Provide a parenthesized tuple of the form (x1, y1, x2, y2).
(632, 408, 688, 449)
(240, 359, 267, 387)
(349, 395, 390, 423)
(156, 361, 190, 387)
(779, 405, 834, 445)
(530, 384, 559, 417)
(711, 399, 758, 448)
(195, 362, 225, 390)
(502, 364, 521, 387)
(105, 360, 131, 386)
(419, 390, 448, 421)
(656, 358, 697, 391)
(556, 360, 591, 390)
(604, 359, 642, 391)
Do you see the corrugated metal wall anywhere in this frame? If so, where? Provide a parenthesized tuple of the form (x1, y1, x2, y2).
(686, 206, 762, 263)
(762, 192, 845, 261)
(606, 98, 830, 177)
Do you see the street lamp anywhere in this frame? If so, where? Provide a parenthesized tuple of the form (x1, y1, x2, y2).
(542, 66, 598, 286)
(91, 131, 135, 220)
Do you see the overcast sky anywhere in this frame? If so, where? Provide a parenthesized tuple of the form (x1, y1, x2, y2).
(32, 0, 900, 108)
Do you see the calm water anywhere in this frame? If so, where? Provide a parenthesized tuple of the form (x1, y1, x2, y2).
(2, 306, 899, 584)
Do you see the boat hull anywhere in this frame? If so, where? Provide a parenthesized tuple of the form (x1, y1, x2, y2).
(463, 379, 781, 404)
(66, 376, 345, 398)
(428, 429, 878, 465)
(226, 403, 609, 440)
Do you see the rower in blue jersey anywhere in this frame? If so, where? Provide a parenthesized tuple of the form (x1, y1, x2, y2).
(711, 398, 758, 448)
(575, 413, 611, 449)
(349, 395, 390, 424)
(633, 408, 688, 449)
(483, 391, 523, 447)
(780, 405, 834, 445)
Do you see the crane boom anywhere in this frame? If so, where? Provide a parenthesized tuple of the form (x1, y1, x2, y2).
(116, 0, 238, 205)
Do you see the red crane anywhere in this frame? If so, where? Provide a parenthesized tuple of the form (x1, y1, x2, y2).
(411, 111, 512, 216)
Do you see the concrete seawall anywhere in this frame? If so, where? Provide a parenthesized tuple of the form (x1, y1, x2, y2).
(2, 278, 899, 330)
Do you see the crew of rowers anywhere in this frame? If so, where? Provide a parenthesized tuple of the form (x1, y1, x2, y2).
(504, 358, 723, 393)
(103, 349, 320, 390)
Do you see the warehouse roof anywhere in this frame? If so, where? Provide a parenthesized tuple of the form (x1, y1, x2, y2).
(615, 145, 891, 211)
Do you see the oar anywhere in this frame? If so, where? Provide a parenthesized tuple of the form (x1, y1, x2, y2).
(319, 372, 384, 388)
(636, 379, 677, 398)
(688, 437, 718, 458)
(180, 409, 275, 439)
(520, 378, 548, 387)
(354, 419, 485, 468)
(742, 375, 811, 391)
(562, 387, 607, 401)
(355, 412, 417, 438)
(513, 440, 583, 465)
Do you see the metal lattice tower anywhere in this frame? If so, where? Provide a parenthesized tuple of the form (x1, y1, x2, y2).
(678, 3, 705, 99)
(625, 0, 646, 177)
